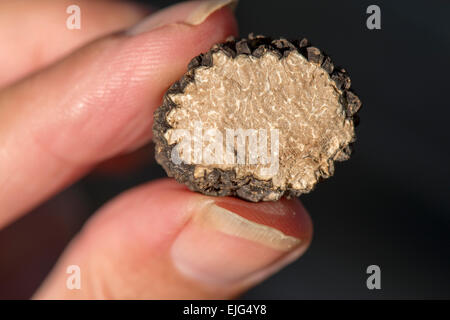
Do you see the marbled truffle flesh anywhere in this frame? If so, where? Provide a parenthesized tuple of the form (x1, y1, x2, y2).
(153, 35, 361, 202)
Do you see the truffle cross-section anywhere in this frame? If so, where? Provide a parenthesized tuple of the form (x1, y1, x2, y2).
(153, 34, 361, 202)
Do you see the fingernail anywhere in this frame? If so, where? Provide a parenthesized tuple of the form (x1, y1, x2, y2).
(128, 0, 238, 36)
(171, 200, 308, 286)
(185, 0, 238, 25)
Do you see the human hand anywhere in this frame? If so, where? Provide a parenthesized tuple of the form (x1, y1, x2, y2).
(0, 0, 312, 299)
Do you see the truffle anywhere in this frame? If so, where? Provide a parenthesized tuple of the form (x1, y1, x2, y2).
(153, 34, 361, 202)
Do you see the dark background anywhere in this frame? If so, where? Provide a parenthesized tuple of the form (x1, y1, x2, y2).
(1, 0, 449, 299)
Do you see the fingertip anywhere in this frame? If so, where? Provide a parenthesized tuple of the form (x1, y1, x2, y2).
(170, 194, 312, 288)
(128, 0, 239, 37)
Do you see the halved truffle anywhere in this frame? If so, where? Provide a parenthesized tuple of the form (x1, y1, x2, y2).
(153, 34, 361, 202)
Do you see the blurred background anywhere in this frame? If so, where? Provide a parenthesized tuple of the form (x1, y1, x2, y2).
(0, 0, 449, 299)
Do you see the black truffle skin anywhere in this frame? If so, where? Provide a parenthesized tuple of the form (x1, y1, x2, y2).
(152, 34, 362, 202)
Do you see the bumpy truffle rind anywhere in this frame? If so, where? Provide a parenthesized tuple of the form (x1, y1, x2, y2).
(153, 34, 362, 202)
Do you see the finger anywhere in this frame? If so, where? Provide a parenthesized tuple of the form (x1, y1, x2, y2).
(34, 179, 313, 299)
(0, 0, 150, 87)
(0, 0, 238, 228)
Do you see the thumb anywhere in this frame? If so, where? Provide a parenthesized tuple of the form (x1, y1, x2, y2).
(34, 179, 313, 299)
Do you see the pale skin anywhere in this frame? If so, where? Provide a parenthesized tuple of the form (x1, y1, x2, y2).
(0, 0, 313, 299)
